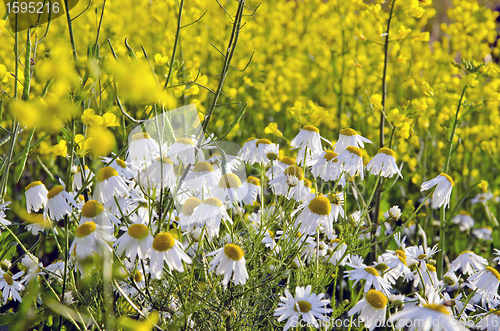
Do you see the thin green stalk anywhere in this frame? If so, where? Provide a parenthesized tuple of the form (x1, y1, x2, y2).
(436, 85, 467, 279)
(64, 0, 78, 62)
(163, 0, 185, 89)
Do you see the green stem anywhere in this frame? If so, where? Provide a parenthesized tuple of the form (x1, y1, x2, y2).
(163, 0, 185, 89)
(64, 0, 78, 62)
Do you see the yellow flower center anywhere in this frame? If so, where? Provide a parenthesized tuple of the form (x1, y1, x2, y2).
(224, 244, 244, 261)
(294, 300, 312, 313)
(324, 151, 339, 161)
(134, 270, 143, 282)
(132, 132, 151, 141)
(284, 165, 304, 180)
(378, 148, 396, 158)
(81, 200, 104, 218)
(365, 289, 388, 309)
(395, 250, 407, 266)
(331, 238, 341, 244)
(193, 161, 214, 172)
(487, 266, 500, 281)
(128, 224, 150, 240)
(364, 267, 380, 276)
(460, 250, 473, 255)
(302, 125, 319, 133)
(329, 193, 341, 205)
(308, 196, 331, 216)
(340, 128, 358, 136)
(26, 181, 43, 191)
(155, 157, 174, 165)
(423, 304, 449, 315)
(426, 263, 436, 272)
(97, 167, 119, 182)
(346, 146, 362, 158)
(176, 138, 194, 145)
(3, 273, 13, 286)
(256, 138, 272, 147)
(218, 173, 242, 189)
(439, 172, 455, 186)
(375, 263, 389, 273)
(152, 233, 176, 252)
(116, 159, 127, 168)
(204, 198, 223, 207)
(47, 186, 64, 199)
(267, 230, 274, 239)
(281, 156, 296, 166)
(182, 197, 202, 216)
(75, 222, 97, 238)
(417, 254, 427, 260)
(246, 176, 260, 186)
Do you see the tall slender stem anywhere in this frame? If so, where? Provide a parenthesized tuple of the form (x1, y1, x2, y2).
(64, 0, 78, 63)
(437, 85, 467, 278)
(163, 0, 185, 89)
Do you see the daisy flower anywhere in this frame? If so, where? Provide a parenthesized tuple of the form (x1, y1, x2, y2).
(25, 181, 49, 213)
(178, 197, 202, 231)
(290, 125, 329, 166)
(262, 229, 280, 253)
(349, 290, 388, 331)
(344, 262, 392, 296)
(335, 146, 365, 180)
(150, 233, 192, 279)
(166, 137, 199, 165)
(467, 266, 500, 308)
(114, 219, 154, 261)
(405, 244, 440, 267)
(265, 156, 296, 180)
(207, 243, 248, 285)
(254, 139, 279, 164)
(207, 150, 242, 173)
(274, 285, 333, 331)
(333, 128, 372, 153)
(365, 148, 402, 178)
(388, 301, 467, 331)
(101, 156, 136, 179)
(452, 211, 475, 231)
(269, 165, 304, 198)
(72, 166, 94, 191)
(326, 238, 349, 266)
(70, 221, 115, 260)
(241, 176, 260, 206)
(381, 249, 414, 282)
(214, 173, 247, 205)
(139, 156, 176, 192)
(449, 250, 488, 275)
(0, 201, 11, 229)
(293, 195, 336, 239)
(238, 138, 258, 164)
(189, 198, 232, 239)
(0, 271, 24, 304)
(476, 309, 500, 331)
(126, 132, 159, 163)
(309, 150, 345, 184)
(94, 166, 130, 204)
(413, 263, 440, 289)
(182, 161, 220, 194)
(473, 226, 493, 241)
(80, 200, 120, 228)
(420, 173, 454, 209)
(44, 185, 77, 221)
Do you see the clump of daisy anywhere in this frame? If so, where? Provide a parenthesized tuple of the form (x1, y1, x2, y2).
(421, 173, 454, 209)
(150, 232, 192, 278)
(365, 147, 402, 178)
(207, 243, 248, 285)
(274, 285, 333, 331)
(25, 181, 49, 213)
(349, 289, 388, 331)
(333, 128, 372, 153)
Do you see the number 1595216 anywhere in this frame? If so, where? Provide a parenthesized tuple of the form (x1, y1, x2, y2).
(6, 1, 60, 14)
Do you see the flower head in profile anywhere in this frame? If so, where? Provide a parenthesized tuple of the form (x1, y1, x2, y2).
(421, 173, 454, 209)
(274, 285, 333, 331)
(349, 290, 388, 331)
(365, 148, 402, 178)
(333, 128, 372, 153)
(207, 243, 248, 285)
